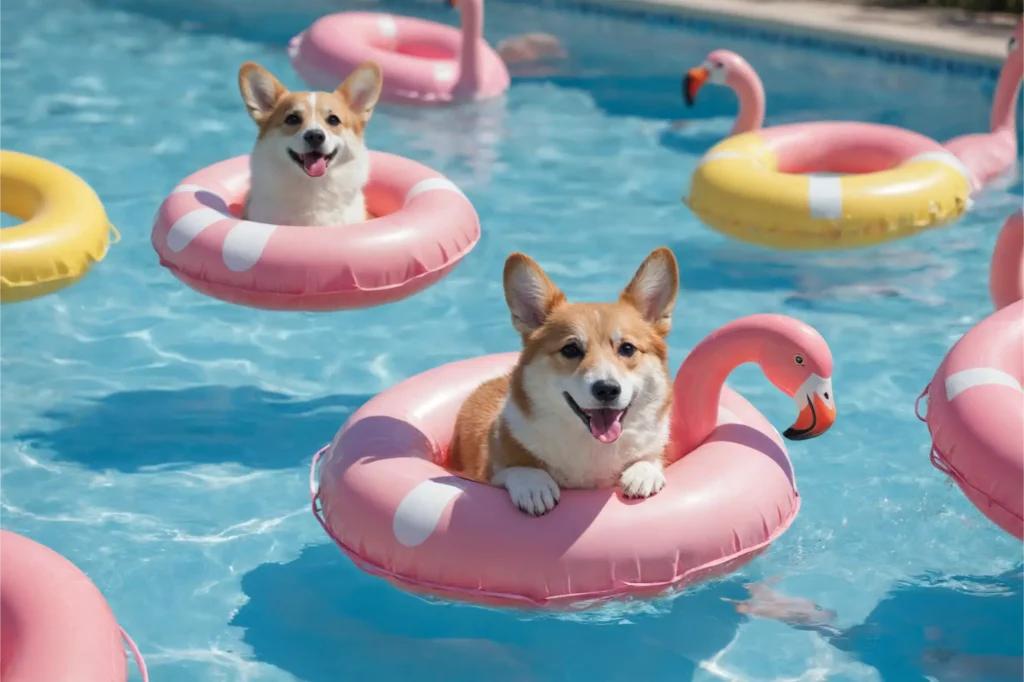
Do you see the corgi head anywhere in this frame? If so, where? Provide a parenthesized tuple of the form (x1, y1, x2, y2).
(238, 61, 382, 179)
(503, 247, 679, 444)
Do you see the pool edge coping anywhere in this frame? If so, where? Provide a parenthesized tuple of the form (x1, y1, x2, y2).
(564, 0, 1010, 67)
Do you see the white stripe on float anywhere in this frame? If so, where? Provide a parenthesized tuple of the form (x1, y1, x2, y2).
(377, 15, 398, 38)
(808, 175, 843, 220)
(166, 208, 227, 253)
(905, 151, 973, 186)
(393, 479, 463, 547)
(404, 177, 465, 204)
(945, 368, 1024, 401)
(171, 184, 209, 195)
(222, 221, 277, 272)
(433, 62, 457, 83)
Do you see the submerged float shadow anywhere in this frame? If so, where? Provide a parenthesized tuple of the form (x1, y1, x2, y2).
(233, 543, 751, 682)
(666, 236, 960, 309)
(832, 568, 1024, 681)
(15, 385, 367, 472)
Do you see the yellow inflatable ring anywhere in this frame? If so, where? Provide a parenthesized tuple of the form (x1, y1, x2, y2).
(683, 123, 972, 250)
(0, 151, 117, 303)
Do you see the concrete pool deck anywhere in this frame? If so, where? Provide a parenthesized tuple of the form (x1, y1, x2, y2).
(584, 0, 1018, 63)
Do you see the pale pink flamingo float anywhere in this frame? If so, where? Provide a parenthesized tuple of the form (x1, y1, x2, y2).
(311, 313, 835, 607)
(684, 19, 1023, 194)
(289, 0, 509, 105)
(942, 19, 1023, 193)
(917, 208, 1024, 540)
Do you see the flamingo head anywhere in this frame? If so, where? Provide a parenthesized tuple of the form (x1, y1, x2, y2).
(1009, 18, 1023, 57)
(758, 316, 836, 441)
(682, 49, 751, 107)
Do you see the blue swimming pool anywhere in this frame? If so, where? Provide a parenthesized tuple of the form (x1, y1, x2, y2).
(2, 0, 1022, 678)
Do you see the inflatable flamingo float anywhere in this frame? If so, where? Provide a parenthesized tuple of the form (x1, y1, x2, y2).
(288, 0, 509, 105)
(684, 19, 1023, 195)
(942, 19, 1023, 193)
(681, 50, 972, 249)
(918, 209, 1024, 540)
(311, 313, 835, 607)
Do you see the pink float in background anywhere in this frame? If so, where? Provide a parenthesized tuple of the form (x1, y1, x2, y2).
(918, 298, 1024, 540)
(0, 530, 148, 682)
(311, 314, 836, 608)
(686, 18, 1022, 193)
(152, 152, 479, 311)
(288, 0, 509, 105)
(990, 210, 1023, 311)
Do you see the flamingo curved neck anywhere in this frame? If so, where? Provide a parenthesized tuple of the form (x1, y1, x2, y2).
(729, 65, 766, 134)
(671, 320, 773, 459)
(457, 0, 484, 94)
(990, 51, 1022, 136)
(990, 211, 1024, 310)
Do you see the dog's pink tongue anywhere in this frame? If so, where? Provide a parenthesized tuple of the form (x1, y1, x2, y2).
(303, 154, 328, 177)
(589, 409, 624, 443)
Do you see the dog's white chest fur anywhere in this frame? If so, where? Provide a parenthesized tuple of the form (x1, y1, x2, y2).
(499, 363, 671, 489)
(246, 147, 369, 227)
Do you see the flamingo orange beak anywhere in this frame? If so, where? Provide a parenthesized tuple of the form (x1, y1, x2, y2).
(682, 66, 709, 107)
(783, 376, 836, 441)
(447, 0, 459, 7)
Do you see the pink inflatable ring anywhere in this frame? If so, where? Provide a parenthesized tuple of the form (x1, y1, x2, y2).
(288, 0, 509, 105)
(311, 315, 836, 608)
(919, 300, 1024, 539)
(0, 530, 148, 682)
(152, 152, 479, 311)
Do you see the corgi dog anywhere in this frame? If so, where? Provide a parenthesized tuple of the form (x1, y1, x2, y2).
(450, 247, 679, 516)
(237, 61, 383, 226)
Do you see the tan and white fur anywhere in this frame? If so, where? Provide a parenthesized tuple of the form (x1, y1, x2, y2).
(450, 247, 680, 516)
(237, 61, 383, 226)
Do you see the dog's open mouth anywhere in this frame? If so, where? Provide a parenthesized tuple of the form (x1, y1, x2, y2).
(563, 392, 628, 444)
(288, 149, 338, 178)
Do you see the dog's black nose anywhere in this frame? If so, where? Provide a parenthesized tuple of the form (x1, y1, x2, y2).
(304, 129, 326, 147)
(591, 380, 621, 403)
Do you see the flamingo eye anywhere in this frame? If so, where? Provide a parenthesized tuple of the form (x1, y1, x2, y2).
(794, 354, 804, 366)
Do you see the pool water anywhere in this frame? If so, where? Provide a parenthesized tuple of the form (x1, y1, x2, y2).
(2, 0, 1022, 679)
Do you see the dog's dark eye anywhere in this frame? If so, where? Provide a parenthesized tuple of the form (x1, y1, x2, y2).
(326, 114, 341, 126)
(559, 342, 583, 359)
(618, 342, 637, 357)
(284, 113, 302, 126)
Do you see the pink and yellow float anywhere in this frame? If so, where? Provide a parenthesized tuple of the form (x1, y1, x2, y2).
(681, 48, 974, 250)
(310, 314, 836, 608)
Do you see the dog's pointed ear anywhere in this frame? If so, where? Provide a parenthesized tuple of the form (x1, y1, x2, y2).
(337, 61, 383, 120)
(503, 253, 565, 338)
(620, 247, 679, 337)
(239, 62, 288, 123)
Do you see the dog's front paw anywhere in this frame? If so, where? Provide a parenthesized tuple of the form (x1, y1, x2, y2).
(494, 467, 560, 516)
(620, 460, 665, 499)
